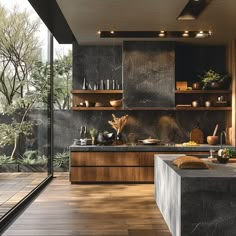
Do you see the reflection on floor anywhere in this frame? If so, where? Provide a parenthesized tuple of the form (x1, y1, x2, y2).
(0, 173, 48, 219)
(3, 173, 171, 236)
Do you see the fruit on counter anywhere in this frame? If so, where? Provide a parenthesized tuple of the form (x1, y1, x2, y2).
(182, 141, 199, 146)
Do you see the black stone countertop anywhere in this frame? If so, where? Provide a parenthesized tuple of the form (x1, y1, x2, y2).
(70, 144, 233, 152)
(155, 154, 236, 178)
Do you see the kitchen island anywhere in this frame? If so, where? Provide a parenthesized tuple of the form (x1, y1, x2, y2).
(69, 144, 231, 183)
(154, 154, 236, 236)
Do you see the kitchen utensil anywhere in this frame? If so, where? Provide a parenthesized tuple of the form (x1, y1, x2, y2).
(207, 136, 219, 145)
(213, 124, 218, 136)
(139, 138, 161, 145)
(190, 127, 203, 144)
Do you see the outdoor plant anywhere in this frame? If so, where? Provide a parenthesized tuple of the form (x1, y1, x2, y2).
(18, 150, 47, 165)
(0, 155, 17, 164)
(53, 151, 69, 168)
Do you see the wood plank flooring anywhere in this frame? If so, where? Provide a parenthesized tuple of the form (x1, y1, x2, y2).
(0, 173, 47, 219)
(3, 173, 171, 236)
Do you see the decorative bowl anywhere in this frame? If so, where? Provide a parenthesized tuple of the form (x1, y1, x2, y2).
(110, 99, 122, 107)
(217, 156, 229, 164)
(85, 100, 95, 107)
(207, 136, 219, 145)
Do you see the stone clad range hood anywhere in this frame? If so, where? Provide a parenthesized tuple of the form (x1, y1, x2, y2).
(123, 41, 175, 108)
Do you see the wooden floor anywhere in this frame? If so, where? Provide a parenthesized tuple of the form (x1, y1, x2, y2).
(0, 173, 47, 219)
(3, 173, 171, 236)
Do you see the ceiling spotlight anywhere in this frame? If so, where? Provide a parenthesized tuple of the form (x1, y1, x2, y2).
(110, 30, 114, 34)
(182, 31, 189, 37)
(196, 30, 209, 38)
(158, 31, 165, 37)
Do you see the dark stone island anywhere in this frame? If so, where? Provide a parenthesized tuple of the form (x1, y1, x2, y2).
(154, 154, 236, 236)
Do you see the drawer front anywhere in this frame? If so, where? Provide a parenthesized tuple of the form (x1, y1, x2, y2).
(70, 152, 140, 166)
(70, 167, 140, 182)
(139, 167, 154, 182)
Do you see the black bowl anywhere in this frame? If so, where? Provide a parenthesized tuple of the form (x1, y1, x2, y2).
(217, 156, 229, 164)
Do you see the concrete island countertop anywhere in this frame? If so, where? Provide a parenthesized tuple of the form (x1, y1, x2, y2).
(70, 143, 233, 152)
(154, 154, 236, 236)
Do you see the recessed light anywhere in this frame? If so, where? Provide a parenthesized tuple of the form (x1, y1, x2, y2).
(182, 31, 189, 37)
(98, 31, 211, 39)
(158, 31, 165, 37)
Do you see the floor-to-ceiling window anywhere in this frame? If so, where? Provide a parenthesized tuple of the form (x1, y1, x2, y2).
(0, 0, 53, 227)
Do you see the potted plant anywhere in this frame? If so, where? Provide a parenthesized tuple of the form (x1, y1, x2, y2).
(217, 148, 232, 164)
(198, 69, 231, 90)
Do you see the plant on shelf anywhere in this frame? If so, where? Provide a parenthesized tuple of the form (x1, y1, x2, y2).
(198, 69, 231, 90)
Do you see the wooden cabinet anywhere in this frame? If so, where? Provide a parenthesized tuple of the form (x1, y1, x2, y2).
(70, 151, 210, 184)
(71, 90, 123, 110)
(70, 152, 155, 183)
(175, 90, 231, 110)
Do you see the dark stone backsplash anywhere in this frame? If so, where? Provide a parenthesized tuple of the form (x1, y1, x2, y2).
(123, 41, 175, 107)
(73, 43, 122, 89)
(54, 110, 227, 152)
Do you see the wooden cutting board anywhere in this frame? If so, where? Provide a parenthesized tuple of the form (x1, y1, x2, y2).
(190, 127, 204, 144)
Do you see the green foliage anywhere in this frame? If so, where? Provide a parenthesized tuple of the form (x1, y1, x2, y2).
(0, 121, 33, 148)
(53, 151, 69, 168)
(53, 51, 72, 110)
(0, 155, 16, 164)
(0, 4, 41, 107)
(18, 150, 47, 165)
(199, 69, 231, 89)
(89, 128, 98, 138)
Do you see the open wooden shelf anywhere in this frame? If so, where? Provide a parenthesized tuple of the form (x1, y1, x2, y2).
(71, 107, 123, 111)
(175, 90, 231, 94)
(176, 106, 232, 111)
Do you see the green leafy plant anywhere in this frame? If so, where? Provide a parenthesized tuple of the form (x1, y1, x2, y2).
(0, 155, 17, 164)
(18, 150, 47, 165)
(198, 69, 231, 89)
(53, 151, 69, 168)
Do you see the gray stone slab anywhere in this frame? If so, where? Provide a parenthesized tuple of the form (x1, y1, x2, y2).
(154, 154, 236, 236)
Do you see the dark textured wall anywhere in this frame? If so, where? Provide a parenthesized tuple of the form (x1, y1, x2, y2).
(175, 44, 226, 85)
(123, 41, 175, 107)
(65, 41, 228, 151)
(73, 42, 122, 89)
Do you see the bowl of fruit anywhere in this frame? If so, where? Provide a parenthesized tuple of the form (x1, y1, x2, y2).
(217, 148, 232, 164)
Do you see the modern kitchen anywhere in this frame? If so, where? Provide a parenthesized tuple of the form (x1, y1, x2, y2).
(2, 0, 236, 235)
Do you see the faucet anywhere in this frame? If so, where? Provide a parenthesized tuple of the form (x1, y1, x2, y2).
(220, 131, 227, 148)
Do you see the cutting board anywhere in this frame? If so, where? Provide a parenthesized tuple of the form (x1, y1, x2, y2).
(190, 127, 204, 144)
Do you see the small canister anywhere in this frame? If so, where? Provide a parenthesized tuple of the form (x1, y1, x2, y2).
(205, 101, 211, 107)
(192, 100, 199, 107)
